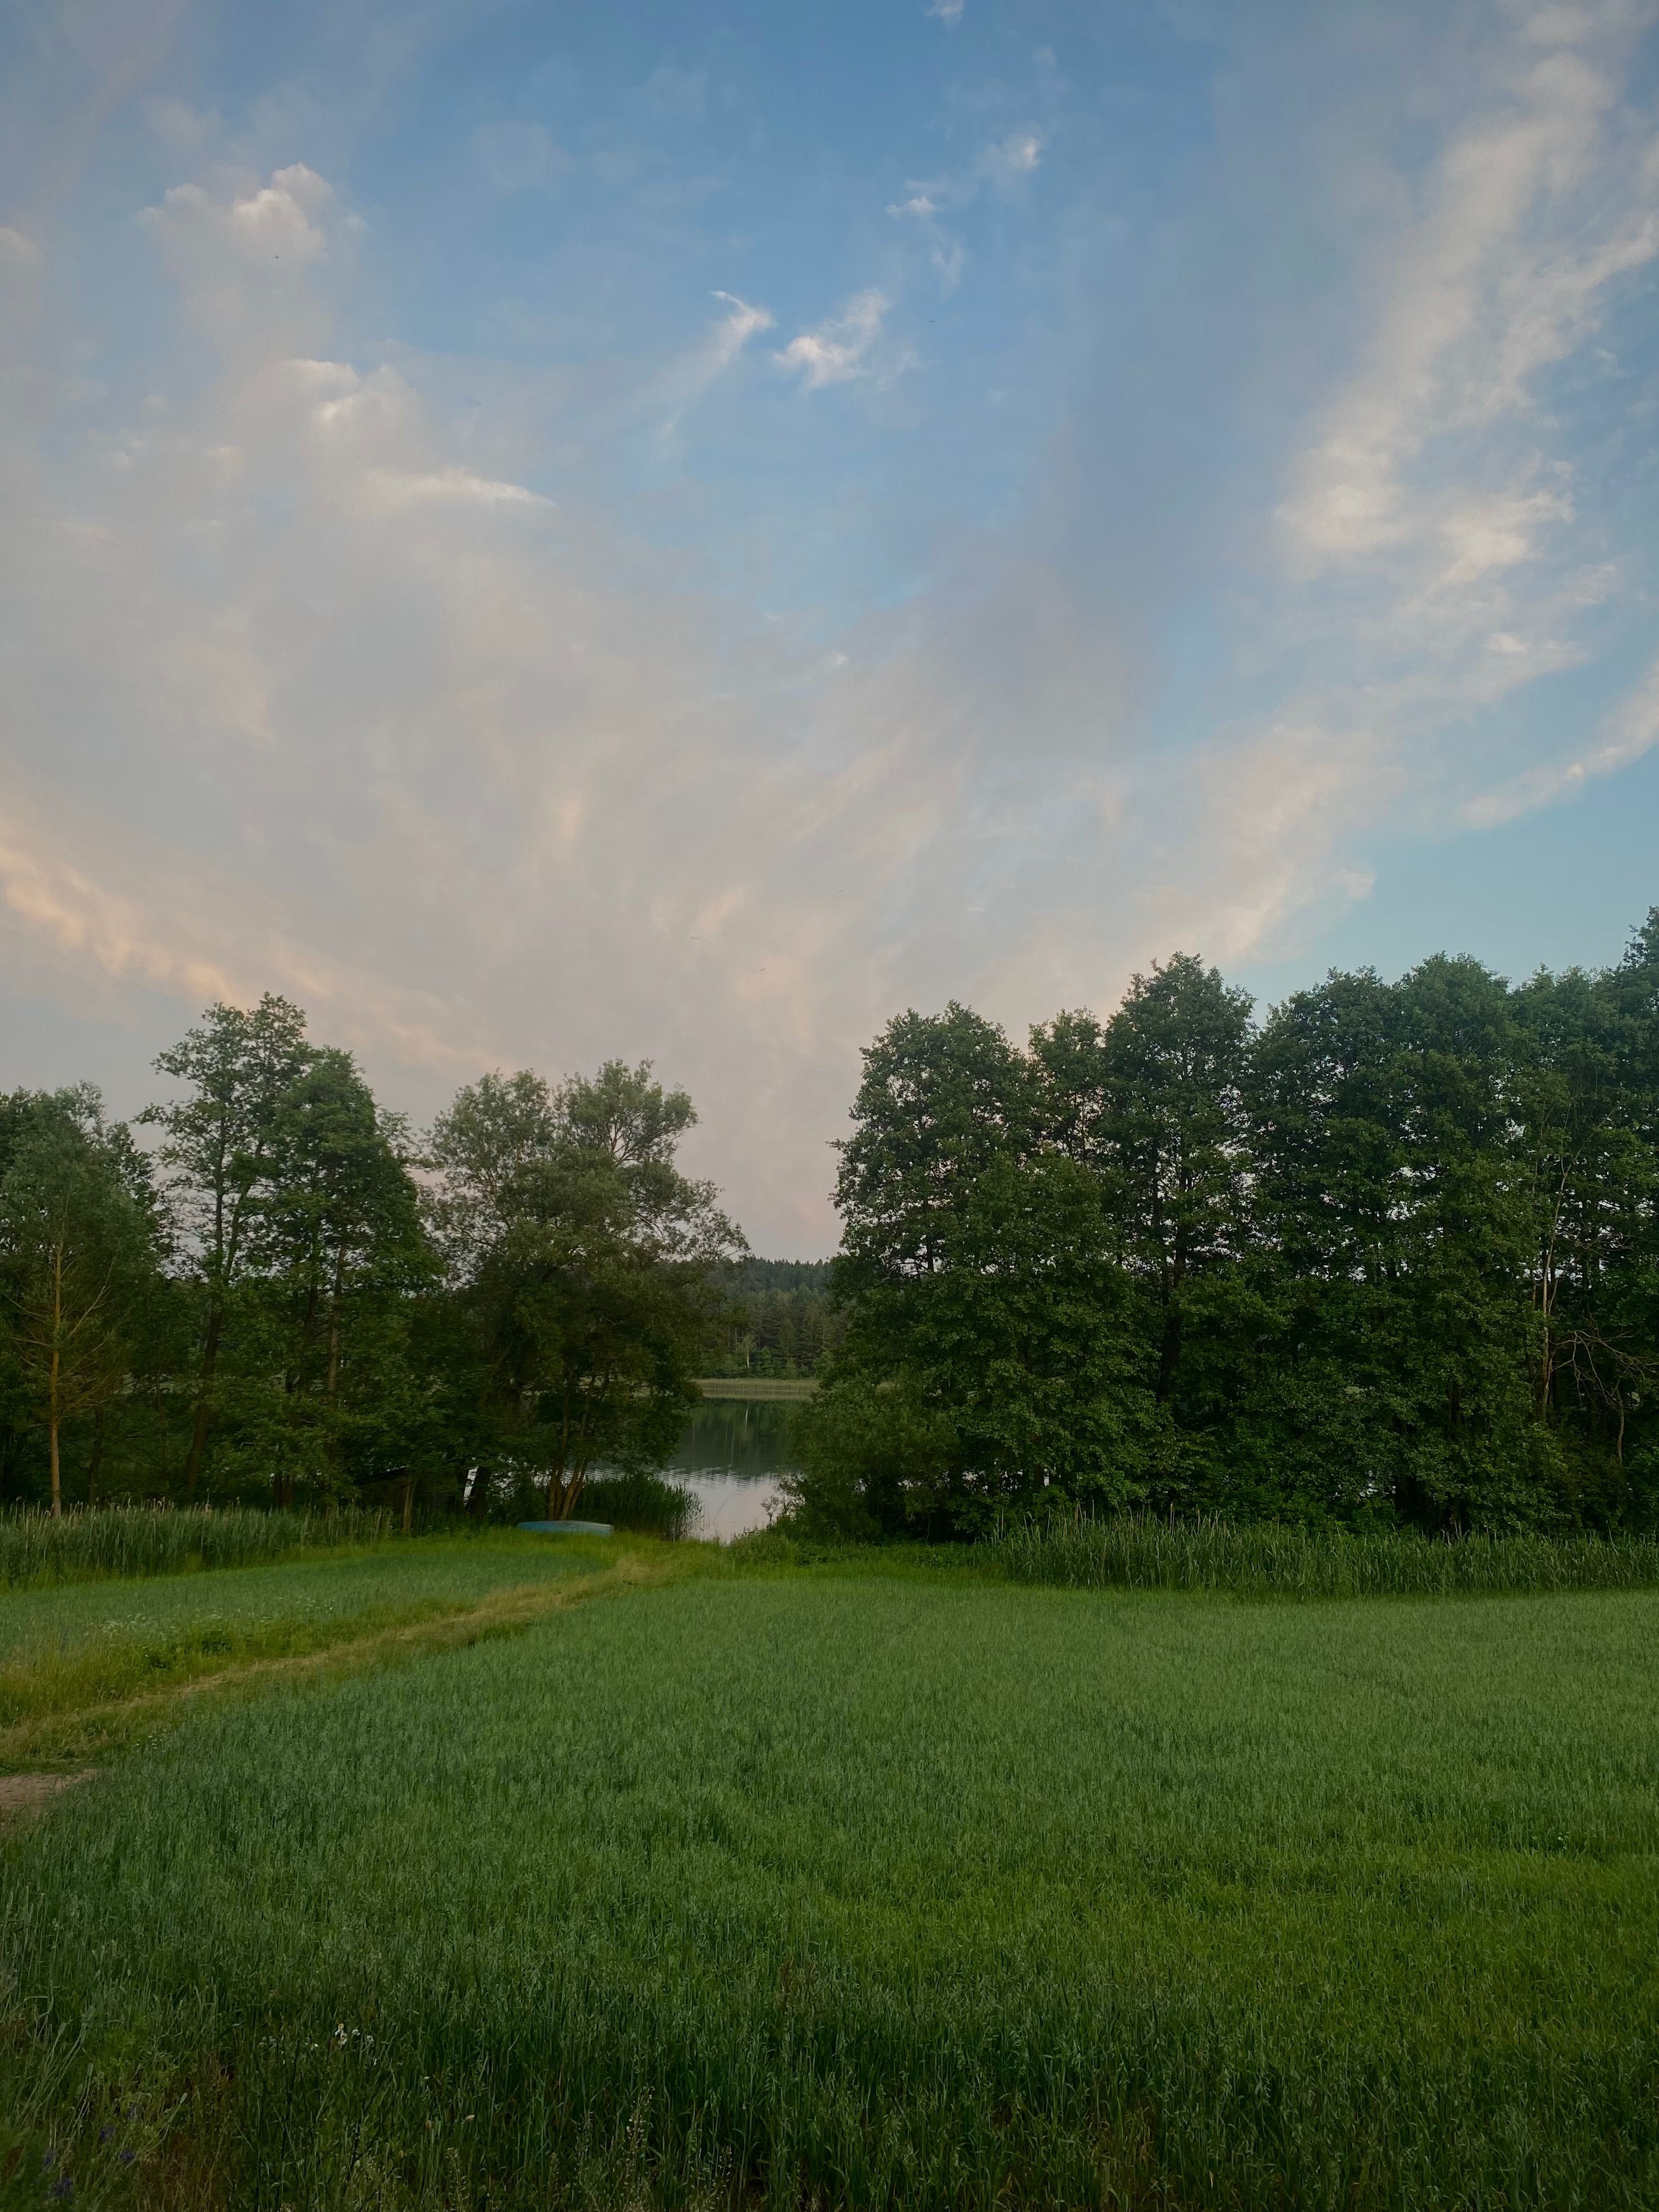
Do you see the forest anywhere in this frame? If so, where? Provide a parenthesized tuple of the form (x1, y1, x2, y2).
(706, 1257, 844, 1376)
(2, 909, 1657, 1537)
(794, 911, 1659, 1539)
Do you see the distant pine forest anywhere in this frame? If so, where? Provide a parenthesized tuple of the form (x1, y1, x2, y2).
(705, 1259, 845, 1378)
(1, 907, 1656, 1537)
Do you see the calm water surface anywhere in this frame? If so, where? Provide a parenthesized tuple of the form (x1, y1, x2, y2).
(664, 1401, 798, 1539)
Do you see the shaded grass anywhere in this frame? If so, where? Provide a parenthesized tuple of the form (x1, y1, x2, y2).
(4, 1572, 1658, 2208)
(982, 1515, 1659, 1597)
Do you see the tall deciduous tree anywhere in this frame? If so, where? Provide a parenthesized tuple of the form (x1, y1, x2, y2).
(141, 997, 311, 1496)
(432, 1062, 743, 1520)
(239, 1048, 433, 1504)
(819, 1005, 1142, 1533)
(0, 1088, 161, 1515)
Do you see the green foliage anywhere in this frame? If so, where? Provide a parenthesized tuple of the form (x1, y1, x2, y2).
(0, 1088, 166, 1513)
(432, 1059, 745, 1519)
(0, 998, 747, 1516)
(5, 1570, 1659, 2207)
(806, 915, 1659, 1539)
(826, 1005, 1147, 1534)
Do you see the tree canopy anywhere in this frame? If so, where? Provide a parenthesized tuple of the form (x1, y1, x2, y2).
(791, 914, 1659, 1541)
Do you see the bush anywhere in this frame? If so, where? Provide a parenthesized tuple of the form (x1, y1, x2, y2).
(782, 1378, 958, 1540)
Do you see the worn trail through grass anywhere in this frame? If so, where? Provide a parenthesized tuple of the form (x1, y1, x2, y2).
(0, 1532, 654, 1771)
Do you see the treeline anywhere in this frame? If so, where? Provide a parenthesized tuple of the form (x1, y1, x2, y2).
(0, 998, 743, 1520)
(707, 1259, 845, 1377)
(792, 915, 1659, 1540)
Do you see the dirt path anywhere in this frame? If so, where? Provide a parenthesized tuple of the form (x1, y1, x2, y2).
(0, 1545, 679, 1773)
(0, 1770, 91, 1822)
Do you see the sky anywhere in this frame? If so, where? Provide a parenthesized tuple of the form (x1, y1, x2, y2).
(1, 0, 1657, 1254)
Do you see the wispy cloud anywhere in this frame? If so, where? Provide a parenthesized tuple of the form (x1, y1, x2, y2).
(774, 289, 889, 390)
(977, 131, 1044, 188)
(656, 290, 775, 437)
(926, 0, 964, 25)
(4, 3, 1658, 1257)
(1464, 653, 1659, 827)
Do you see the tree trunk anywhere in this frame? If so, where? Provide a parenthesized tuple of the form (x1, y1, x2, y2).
(48, 1245, 63, 1518)
(183, 1300, 224, 1500)
(1155, 1304, 1183, 1404)
(87, 1406, 106, 1509)
(401, 1475, 414, 1536)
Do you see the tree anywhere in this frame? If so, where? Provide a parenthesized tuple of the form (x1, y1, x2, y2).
(142, 997, 312, 1497)
(235, 1048, 433, 1505)
(818, 1006, 1143, 1536)
(433, 1062, 744, 1520)
(0, 1088, 161, 1514)
(1249, 958, 1547, 1530)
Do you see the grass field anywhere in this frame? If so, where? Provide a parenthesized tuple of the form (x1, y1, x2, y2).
(0, 1532, 623, 1771)
(3, 1550, 1657, 2210)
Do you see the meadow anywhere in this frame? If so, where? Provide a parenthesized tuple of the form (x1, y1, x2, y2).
(3, 1542, 1657, 2210)
(0, 1532, 620, 1771)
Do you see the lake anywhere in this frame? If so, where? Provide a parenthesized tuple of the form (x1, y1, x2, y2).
(664, 1399, 798, 1539)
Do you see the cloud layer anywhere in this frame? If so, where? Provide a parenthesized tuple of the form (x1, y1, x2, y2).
(1, 0, 1657, 1249)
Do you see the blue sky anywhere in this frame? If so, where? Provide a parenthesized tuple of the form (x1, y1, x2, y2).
(1, 0, 1656, 1249)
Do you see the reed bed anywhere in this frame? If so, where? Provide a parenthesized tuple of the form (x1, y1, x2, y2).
(986, 1512, 1659, 1597)
(0, 1503, 393, 1591)
(576, 1472, 700, 1542)
(4, 1572, 1657, 2208)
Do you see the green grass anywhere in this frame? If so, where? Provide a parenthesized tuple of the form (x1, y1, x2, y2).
(0, 1504, 397, 1591)
(0, 1533, 620, 1768)
(985, 1514, 1659, 1596)
(4, 1569, 1658, 2209)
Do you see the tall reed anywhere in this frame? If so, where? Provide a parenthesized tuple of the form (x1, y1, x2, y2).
(0, 1504, 393, 1592)
(986, 1513, 1659, 1597)
(578, 1472, 699, 1541)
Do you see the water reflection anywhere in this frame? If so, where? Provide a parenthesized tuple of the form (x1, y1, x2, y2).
(665, 1400, 798, 1541)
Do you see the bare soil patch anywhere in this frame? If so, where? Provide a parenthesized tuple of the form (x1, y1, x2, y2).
(0, 1770, 91, 1821)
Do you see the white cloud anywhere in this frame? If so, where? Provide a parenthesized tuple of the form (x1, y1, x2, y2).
(926, 0, 964, 22)
(978, 131, 1045, 188)
(653, 291, 774, 439)
(1277, 51, 1657, 572)
(138, 165, 338, 365)
(1231, 9, 1659, 919)
(4, 0, 1658, 1251)
(887, 190, 965, 294)
(774, 289, 889, 390)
